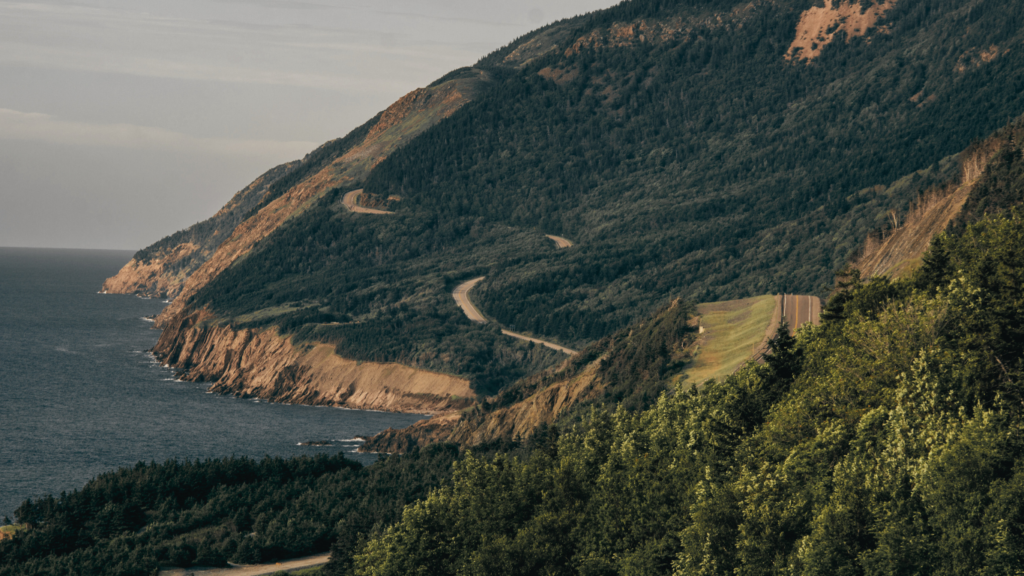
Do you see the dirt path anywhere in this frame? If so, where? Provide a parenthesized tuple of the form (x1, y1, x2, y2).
(452, 277, 487, 323)
(159, 553, 329, 576)
(545, 234, 573, 248)
(452, 277, 575, 355)
(342, 189, 393, 215)
(501, 329, 577, 354)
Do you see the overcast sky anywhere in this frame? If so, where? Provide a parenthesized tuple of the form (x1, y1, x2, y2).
(0, 0, 619, 250)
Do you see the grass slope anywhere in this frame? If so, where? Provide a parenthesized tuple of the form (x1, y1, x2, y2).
(685, 294, 778, 385)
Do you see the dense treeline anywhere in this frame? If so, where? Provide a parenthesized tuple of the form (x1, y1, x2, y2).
(183, 0, 1024, 388)
(0, 447, 460, 576)
(348, 206, 1024, 576)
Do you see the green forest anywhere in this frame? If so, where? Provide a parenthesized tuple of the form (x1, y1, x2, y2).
(349, 207, 1024, 575)
(0, 447, 464, 576)
(178, 0, 1024, 391)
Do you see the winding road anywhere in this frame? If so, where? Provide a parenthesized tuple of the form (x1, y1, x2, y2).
(342, 189, 393, 215)
(159, 553, 330, 576)
(342, 198, 575, 355)
(452, 277, 487, 323)
(452, 277, 577, 355)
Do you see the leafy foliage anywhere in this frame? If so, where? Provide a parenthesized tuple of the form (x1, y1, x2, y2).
(0, 447, 459, 576)
(350, 208, 1024, 575)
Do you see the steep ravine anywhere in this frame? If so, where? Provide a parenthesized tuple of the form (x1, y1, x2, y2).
(154, 310, 476, 414)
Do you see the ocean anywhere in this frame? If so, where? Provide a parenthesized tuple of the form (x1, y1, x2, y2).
(0, 247, 427, 518)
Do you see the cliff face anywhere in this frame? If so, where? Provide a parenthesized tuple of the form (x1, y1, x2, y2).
(100, 73, 489, 416)
(155, 310, 475, 414)
(363, 300, 704, 453)
(363, 355, 604, 453)
(100, 242, 198, 298)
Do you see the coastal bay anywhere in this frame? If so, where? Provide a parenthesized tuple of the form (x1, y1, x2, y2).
(0, 247, 426, 518)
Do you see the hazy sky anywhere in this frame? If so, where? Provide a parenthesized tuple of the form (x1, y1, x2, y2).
(0, 0, 619, 250)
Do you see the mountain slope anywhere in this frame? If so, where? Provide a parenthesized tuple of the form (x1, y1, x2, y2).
(350, 190, 1024, 576)
(114, 0, 1024, 403)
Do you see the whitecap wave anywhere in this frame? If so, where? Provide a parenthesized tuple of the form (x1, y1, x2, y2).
(336, 438, 366, 443)
(140, 317, 155, 323)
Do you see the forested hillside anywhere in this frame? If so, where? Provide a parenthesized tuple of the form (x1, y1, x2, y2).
(0, 448, 463, 576)
(348, 203, 1024, 576)
(165, 0, 1024, 392)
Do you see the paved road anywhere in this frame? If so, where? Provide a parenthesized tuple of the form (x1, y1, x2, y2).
(159, 553, 330, 576)
(452, 277, 487, 323)
(545, 235, 573, 249)
(342, 189, 393, 215)
(781, 293, 822, 334)
(452, 276, 575, 355)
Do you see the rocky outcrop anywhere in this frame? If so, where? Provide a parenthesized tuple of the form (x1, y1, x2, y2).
(786, 0, 897, 61)
(362, 355, 604, 453)
(155, 310, 476, 414)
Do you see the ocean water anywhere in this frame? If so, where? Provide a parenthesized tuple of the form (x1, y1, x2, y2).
(0, 247, 427, 518)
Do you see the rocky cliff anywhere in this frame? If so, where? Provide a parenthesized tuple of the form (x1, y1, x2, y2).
(362, 299, 700, 453)
(104, 73, 489, 416)
(155, 310, 475, 414)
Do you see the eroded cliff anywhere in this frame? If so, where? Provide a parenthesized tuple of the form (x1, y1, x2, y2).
(155, 310, 475, 414)
(362, 300, 701, 453)
(101, 73, 490, 417)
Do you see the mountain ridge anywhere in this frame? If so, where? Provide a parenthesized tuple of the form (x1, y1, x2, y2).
(107, 0, 1024, 409)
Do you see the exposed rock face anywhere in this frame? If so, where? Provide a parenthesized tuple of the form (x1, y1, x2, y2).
(155, 310, 475, 414)
(853, 139, 1004, 279)
(786, 0, 897, 61)
(101, 243, 199, 298)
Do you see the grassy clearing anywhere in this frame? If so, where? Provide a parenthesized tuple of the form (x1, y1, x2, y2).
(683, 295, 778, 386)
